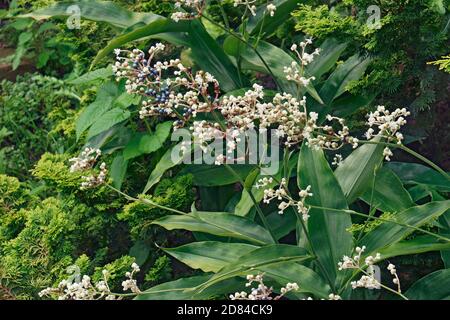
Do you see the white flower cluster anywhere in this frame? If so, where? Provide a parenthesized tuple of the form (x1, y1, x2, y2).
(338, 246, 382, 290)
(114, 45, 219, 129)
(338, 246, 402, 294)
(171, 0, 206, 22)
(69, 147, 101, 173)
(81, 162, 108, 190)
(233, 0, 257, 16)
(230, 274, 299, 300)
(285, 38, 319, 87)
(115, 43, 355, 165)
(69, 148, 108, 189)
(39, 263, 141, 300)
(387, 263, 402, 293)
(259, 177, 313, 222)
(122, 263, 142, 294)
(365, 106, 410, 161)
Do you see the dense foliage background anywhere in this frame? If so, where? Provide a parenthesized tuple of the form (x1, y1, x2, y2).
(0, 0, 449, 300)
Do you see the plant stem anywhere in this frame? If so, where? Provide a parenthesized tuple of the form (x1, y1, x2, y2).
(106, 184, 187, 215)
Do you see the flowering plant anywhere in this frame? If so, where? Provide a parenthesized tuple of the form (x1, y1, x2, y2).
(22, 0, 450, 301)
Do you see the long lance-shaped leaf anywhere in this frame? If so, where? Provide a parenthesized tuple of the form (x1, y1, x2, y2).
(162, 242, 258, 273)
(135, 275, 242, 300)
(360, 200, 450, 254)
(21, 0, 159, 28)
(223, 37, 323, 102)
(335, 137, 385, 204)
(406, 269, 450, 300)
(298, 143, 353, 288)
(257, 263, 331, 299)
(188, 20, 243, 92)
(153, 212, 275, 245)
(194, 245, 310, 293)
(92, 18, 189, 66)
(247, 0, 303, 36)
(360, 167, 414, 213)
(379, 236, 450, 260)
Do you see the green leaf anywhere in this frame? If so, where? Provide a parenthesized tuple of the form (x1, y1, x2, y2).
(360, 167, 414, 212)
(224, 37, 322, 102)
(267, 209, 297, 240)
(196, 245, 310, 292)
(143, 144, 183, 193)
(439, 210, 450, 268)
(76, 82, 119, 139)
(153, 211, 275, 245)
(258, 263, 331, 299)
(318, 54, 371, 106)
(123, 122, 172, 160)
(92, 18, 189, 66)
(360, 201, 450, 254)
(248, 0, 303, 36)
(379, 236, 450, 260)
(387, 162, 450, 191)
(68, 66, 113, 85)
(87, 108, 130, 139)
(298, 143, 353, 286)
(307, 38, 348, 81)
(110, 153, 128, 189)
(163, 241, 258, 273)
(188, 20, 243, 92)
(135, 275, 242, 300)
(21, 0, 159, 29)
(36, 51, 50, 68)
(335, 138, 385, 204)
(180, 165, 254, 187)
(331, 93, 376, 118)
(406, 269, 450, 300)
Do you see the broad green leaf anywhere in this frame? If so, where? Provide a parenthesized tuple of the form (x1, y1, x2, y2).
(163, 241, 258, 273)
(153, 211, 275, 245)
(110, 153, 128, 189)
(267, 209, 297, 240)
(332, 93, 376, 118)
(233, 153, 297, 217)
(76, 82, 119, 139)
(298, 143, 353, 286)
(406, 269, 450, 300)
(180, 165, 254, 187)
(143, 142, 202, 193)
(318, 54, 371, 115)
(439, 210, 450, 268)
(135, 275, 242, 300)
(360, 201, 450, 254)
(379, 236, 450, 260)
(307, 38, 348, 81)
(258, 263, 331, 299)
(87, 108, 130, 140)
(247, 0, 303, 36)
(360, 167, 414, 212)
(387, 162, 450, 191)
(335, 138, 384, 204)
(224, 37, 322, 102)
(68, 66, 113, 85)
(21, 0, 159, 29)
(196, 245, 310, 292)
(188, 20, 243, 92)
(92, 18, 189, 66)
(123, 122, 172, 160)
